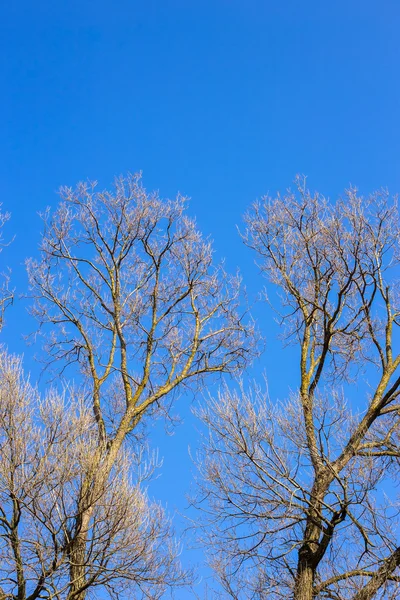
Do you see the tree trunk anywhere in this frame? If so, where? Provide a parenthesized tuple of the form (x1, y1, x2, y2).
(67, 508, 93, 600)
(68, 533, 87, 600)
(294, 550, 315, 600)
(67, 449, 111, 600)
(293, 477, 328, 600)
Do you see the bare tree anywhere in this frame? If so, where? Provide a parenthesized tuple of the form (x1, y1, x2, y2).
(195, 179, 400, 599)
(0, 350, 183, 600)
(26, 173, 255, 599)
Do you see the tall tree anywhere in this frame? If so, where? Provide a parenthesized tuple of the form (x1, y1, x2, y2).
(196, 179, 400, 599)
(25, 173, 255, 599)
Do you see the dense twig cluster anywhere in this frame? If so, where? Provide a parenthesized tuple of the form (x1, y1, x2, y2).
(0, 353, 181, 600)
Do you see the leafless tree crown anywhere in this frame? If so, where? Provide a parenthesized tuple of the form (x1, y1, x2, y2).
(196, 179, 400, 600)
(27, 173, 255, 443)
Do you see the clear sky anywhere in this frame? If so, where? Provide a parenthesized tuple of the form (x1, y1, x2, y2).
(2, 1, 400, 596)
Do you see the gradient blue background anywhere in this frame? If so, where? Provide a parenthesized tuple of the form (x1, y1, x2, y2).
(2, 1, 400, 596)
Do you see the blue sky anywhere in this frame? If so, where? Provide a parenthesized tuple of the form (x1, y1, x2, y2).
(2, 1, 400, 596)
